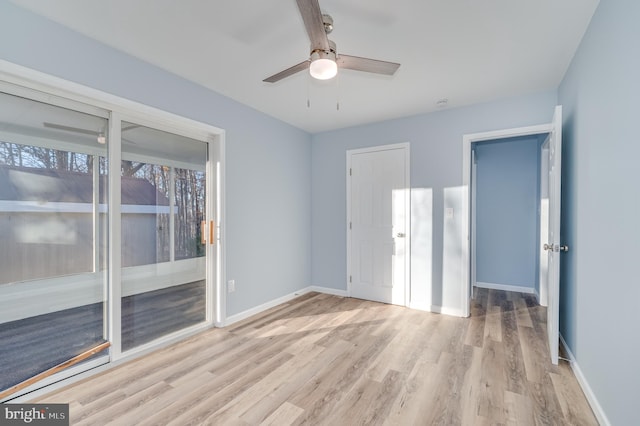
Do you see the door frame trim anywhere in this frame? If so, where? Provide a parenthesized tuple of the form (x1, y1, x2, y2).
(346, 142, 411, 306)
(461, 124, 552, 317)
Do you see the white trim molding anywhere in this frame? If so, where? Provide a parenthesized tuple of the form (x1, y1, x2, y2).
(308, 286, 349, 298)
(430, 305, 466, 317)
(224, 289, 310, 327)
(224, 286, 348, 327)
(409, 301, 431, 312)
(559, 335, 611, 426)
(0, 60, 225, 140)
(474, 282, 536, 294)
(462, 123, 554, 317)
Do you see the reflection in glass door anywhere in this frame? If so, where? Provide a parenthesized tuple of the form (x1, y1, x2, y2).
(0, 91, 109, 393)
(120, 122, 209, 351)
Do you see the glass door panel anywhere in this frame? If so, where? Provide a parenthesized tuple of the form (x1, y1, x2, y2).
(174, 167, 206, 261)
(0, 91, 109, 393)
(120, 121, 208, 351)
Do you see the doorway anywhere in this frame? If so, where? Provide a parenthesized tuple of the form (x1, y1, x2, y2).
(347, 143, 410, 306)
(462, 105, 563, 364)
(471, 136, 544, 296)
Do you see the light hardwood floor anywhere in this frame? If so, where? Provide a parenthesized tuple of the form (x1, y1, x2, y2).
(33, 289, 598, 425)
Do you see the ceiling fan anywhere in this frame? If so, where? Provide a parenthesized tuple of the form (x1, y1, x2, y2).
(263, 0, 400, 83)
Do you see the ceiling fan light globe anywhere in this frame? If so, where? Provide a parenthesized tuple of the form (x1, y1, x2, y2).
(310, 58, 337, 80)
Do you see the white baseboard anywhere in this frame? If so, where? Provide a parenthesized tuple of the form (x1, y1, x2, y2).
(308, 285, 349, 297)
(224, 286, 348, 327)
(475, 281, 535, 294)
(409, 301, 431, 312)
(224, 288, 311, 326)
(559, 335, 611, 426)
(224, 286, 470, 329)
(430, 305, 466, 317)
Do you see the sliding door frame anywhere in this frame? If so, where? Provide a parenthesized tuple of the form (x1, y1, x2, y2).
(0, 59, 226, 399)
(112, 111, 221, 360)
(0, 80, 112, 401)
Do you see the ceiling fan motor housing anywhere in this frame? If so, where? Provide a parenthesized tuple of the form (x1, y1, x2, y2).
(309, 40, 337, 80)
(310, 39, 337, 61)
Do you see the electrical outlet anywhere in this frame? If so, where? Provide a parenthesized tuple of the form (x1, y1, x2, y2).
(228, 279, 235, 293)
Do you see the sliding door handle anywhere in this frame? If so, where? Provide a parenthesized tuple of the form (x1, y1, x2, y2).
(210, 220, 215, 245)
(201, 220, 207, 244)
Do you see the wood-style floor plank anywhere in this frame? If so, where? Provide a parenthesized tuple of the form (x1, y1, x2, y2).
(32, 290, 598, 425)
(549, 363, 599, 426)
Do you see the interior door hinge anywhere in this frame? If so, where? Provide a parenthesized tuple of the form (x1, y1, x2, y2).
(349, 221, 352, 230)
(349, 168, 352, 176)
(349, 275, 352, 283)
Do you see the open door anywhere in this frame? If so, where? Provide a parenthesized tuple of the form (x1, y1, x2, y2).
(545, 105, 563, 365)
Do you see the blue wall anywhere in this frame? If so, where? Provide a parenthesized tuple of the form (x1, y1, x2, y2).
(474, 137, 540, 291)
(558, 0, 640, 424)
(5, 0, 636, 422)
(312, 92, 557, 313)
(0, 1, 312, 317)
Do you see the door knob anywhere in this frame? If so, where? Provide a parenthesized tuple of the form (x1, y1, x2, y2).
(544, 243, 569, 252)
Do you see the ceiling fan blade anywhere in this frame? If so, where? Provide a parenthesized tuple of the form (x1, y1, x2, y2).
(337, 55, 401, 76)
(263, 60, 310, 83)
(296, 0, 330, 52)
(43, 122, 99, 136)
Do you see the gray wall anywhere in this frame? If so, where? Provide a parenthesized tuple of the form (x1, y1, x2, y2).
(311, 91, 557, 313)
(558, 0, 640, 424)
(0, 1, 312, 317)
(474, 137, 540, 291)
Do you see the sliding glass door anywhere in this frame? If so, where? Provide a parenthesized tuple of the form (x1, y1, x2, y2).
(119, 121, 211, 352)
(0, 90, 109, 392)
(0, 81, 221, 400)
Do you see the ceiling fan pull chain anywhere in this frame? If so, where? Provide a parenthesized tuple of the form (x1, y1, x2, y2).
(307, 74, 311, 108)
(336, 72, 340, 111)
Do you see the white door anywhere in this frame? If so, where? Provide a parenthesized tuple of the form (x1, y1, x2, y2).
(348, 145, 409, 305)
(539, 142, 550, 307)
(545, 105, 563, 365)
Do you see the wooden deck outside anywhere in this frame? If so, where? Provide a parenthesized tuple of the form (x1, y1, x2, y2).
(0, 281, 204, 392)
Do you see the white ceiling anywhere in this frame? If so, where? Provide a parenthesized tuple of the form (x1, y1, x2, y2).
(10, 0, 599, 133)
